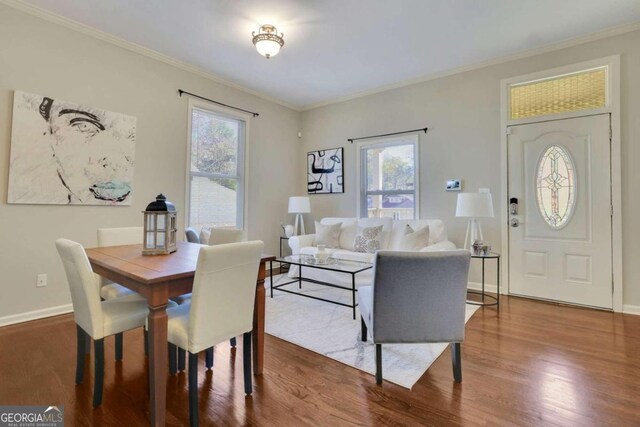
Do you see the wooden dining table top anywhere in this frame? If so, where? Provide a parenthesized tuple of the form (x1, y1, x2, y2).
(85, 241, 276, 284)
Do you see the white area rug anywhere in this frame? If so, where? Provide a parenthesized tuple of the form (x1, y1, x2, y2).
(265, 274, 479, 389)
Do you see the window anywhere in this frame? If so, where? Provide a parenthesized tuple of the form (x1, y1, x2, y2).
(359, 136, 419, 219)
(187, 103, 246, 230)
(509, 68, 606, 120)
(535, 144, 576, 229)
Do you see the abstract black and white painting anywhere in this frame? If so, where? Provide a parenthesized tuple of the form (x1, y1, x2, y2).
(8, 91, 136, 205)
(307, 147, 343, 194)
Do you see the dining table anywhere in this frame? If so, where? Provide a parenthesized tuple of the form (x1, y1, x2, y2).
(85, 241, 275, 426)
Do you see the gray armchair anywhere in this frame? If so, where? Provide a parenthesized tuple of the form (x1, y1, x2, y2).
(357, 250, 471, 384)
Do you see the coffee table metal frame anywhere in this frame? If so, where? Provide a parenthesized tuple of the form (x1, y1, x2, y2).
(270, 255, 373, 319)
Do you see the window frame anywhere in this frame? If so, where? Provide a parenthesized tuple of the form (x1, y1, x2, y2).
(185, 98, 251, 232)
(356, 134, 420, 219)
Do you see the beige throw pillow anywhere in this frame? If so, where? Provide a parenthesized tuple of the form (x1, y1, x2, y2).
(314, 221, 342, 248)
(353, 225, 384, 254)
(400, 224, 430, 251)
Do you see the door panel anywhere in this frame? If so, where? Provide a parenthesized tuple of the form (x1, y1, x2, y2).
(508, 115, 612, 309)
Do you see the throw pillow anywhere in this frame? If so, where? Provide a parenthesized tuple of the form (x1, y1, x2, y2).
(314, 221, 342, 248)
(353, 225, 384, 254)
(400, 225, 430, 251)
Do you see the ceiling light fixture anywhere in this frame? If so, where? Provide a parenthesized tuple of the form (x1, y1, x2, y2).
(252, 24, 284, 59)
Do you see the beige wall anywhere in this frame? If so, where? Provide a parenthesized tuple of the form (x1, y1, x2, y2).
(300, 30, 640, 308)
(0, 5, 300, 321)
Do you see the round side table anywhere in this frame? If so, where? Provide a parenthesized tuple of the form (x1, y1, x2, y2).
(467, 252, 500, 308)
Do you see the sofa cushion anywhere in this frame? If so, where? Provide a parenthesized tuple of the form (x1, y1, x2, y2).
(399, 225, 430, 251)
(354, 225, 384, 254)
(320, 218, 358, 250)
(357, 217, 393, 249)
(390, 219, 447, 249)
(314, 221, 342, 248)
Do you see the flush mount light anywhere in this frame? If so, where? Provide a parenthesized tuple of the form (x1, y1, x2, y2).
(252, 24, 284, 59)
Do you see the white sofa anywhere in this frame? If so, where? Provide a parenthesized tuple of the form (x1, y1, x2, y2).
(287, 217, 456, 287)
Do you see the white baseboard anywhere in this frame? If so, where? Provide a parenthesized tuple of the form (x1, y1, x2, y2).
(467, 281, 498, 294)
(622, 304, 640, 315)
(0, 304, 73, 328)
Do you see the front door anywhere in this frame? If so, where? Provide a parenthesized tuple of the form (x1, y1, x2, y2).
(508, 114, 612, 309)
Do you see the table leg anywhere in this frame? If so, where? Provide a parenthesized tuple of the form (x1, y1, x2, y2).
(147, 286, 169, 427)
(253, 260, 266, 376)
(497, 257, 500, 309)
(270, 260, 273, 298)
(482, 258, 486, 303)
(352, 274, 356, 320)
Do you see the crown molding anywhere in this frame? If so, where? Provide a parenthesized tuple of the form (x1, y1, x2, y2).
(0, 0, 300, 111)
(300, 21, 640, 111)
(3, 0, 639, 113)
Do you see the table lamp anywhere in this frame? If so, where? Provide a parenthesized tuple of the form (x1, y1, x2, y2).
(288, 196, 311, 235)
(456, 192, 494, 250)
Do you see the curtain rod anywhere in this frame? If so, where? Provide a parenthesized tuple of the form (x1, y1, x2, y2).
(348, 127, 428, 143)
(178, 89, 259, 117)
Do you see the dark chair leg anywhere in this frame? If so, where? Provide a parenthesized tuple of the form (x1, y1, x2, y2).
(115, 332, 123, 361)
(84, 330, 91, 355)
(75, 325, 86, 384)
(230, 337, 237, 348)
(178, 348, 186, 372)
(243, 332, 252, 395)
(188, 352, 199, 427)
(360, 316, 368, 342)
(451, 342, 462, 383)
(375, 344, 382, 385)
(205, 347, 214, 369)
(93, 339, 105, 407)
(144, 329, 149, 356)
(168, 343, 177, 375)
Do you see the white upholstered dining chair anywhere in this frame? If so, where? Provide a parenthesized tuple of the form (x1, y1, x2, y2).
(56, 238, 150, 407)
(206, 227, 245, 245)
(174, 226, 246, 360)
(165, 241, 263, 427)
(97, 226, 147, 358)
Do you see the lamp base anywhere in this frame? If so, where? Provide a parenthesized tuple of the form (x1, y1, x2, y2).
(294, 214, 306, 236)
(463, 218, 484, 251)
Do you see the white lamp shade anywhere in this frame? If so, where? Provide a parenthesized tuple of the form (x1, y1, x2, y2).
(288, 196, 311, 214)
(456, 192, 494, 218)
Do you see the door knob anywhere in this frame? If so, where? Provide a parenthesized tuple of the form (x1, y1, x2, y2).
(510, 218, 519, 227)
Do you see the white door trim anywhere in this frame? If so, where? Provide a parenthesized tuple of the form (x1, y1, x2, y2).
(500, 55, 623, 312)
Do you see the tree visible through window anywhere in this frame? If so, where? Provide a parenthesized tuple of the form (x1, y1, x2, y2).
(360, 137, 418, 219)
(188, 106, 245, 230)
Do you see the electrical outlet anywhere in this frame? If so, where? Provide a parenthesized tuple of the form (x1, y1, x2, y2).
(36, 274, 47, 288)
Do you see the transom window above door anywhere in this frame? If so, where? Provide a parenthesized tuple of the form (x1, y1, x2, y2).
(359, 135, 419, 220)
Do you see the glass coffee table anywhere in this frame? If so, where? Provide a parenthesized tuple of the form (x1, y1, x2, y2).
(270, 254, 373, 319)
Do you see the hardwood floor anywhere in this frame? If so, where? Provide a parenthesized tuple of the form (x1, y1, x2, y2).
(1, 295, 639, 426)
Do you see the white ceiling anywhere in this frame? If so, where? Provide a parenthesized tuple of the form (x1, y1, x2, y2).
(19, 0, 640, 109)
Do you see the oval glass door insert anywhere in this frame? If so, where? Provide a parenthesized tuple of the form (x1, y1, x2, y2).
(535, 144, 577, 229)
